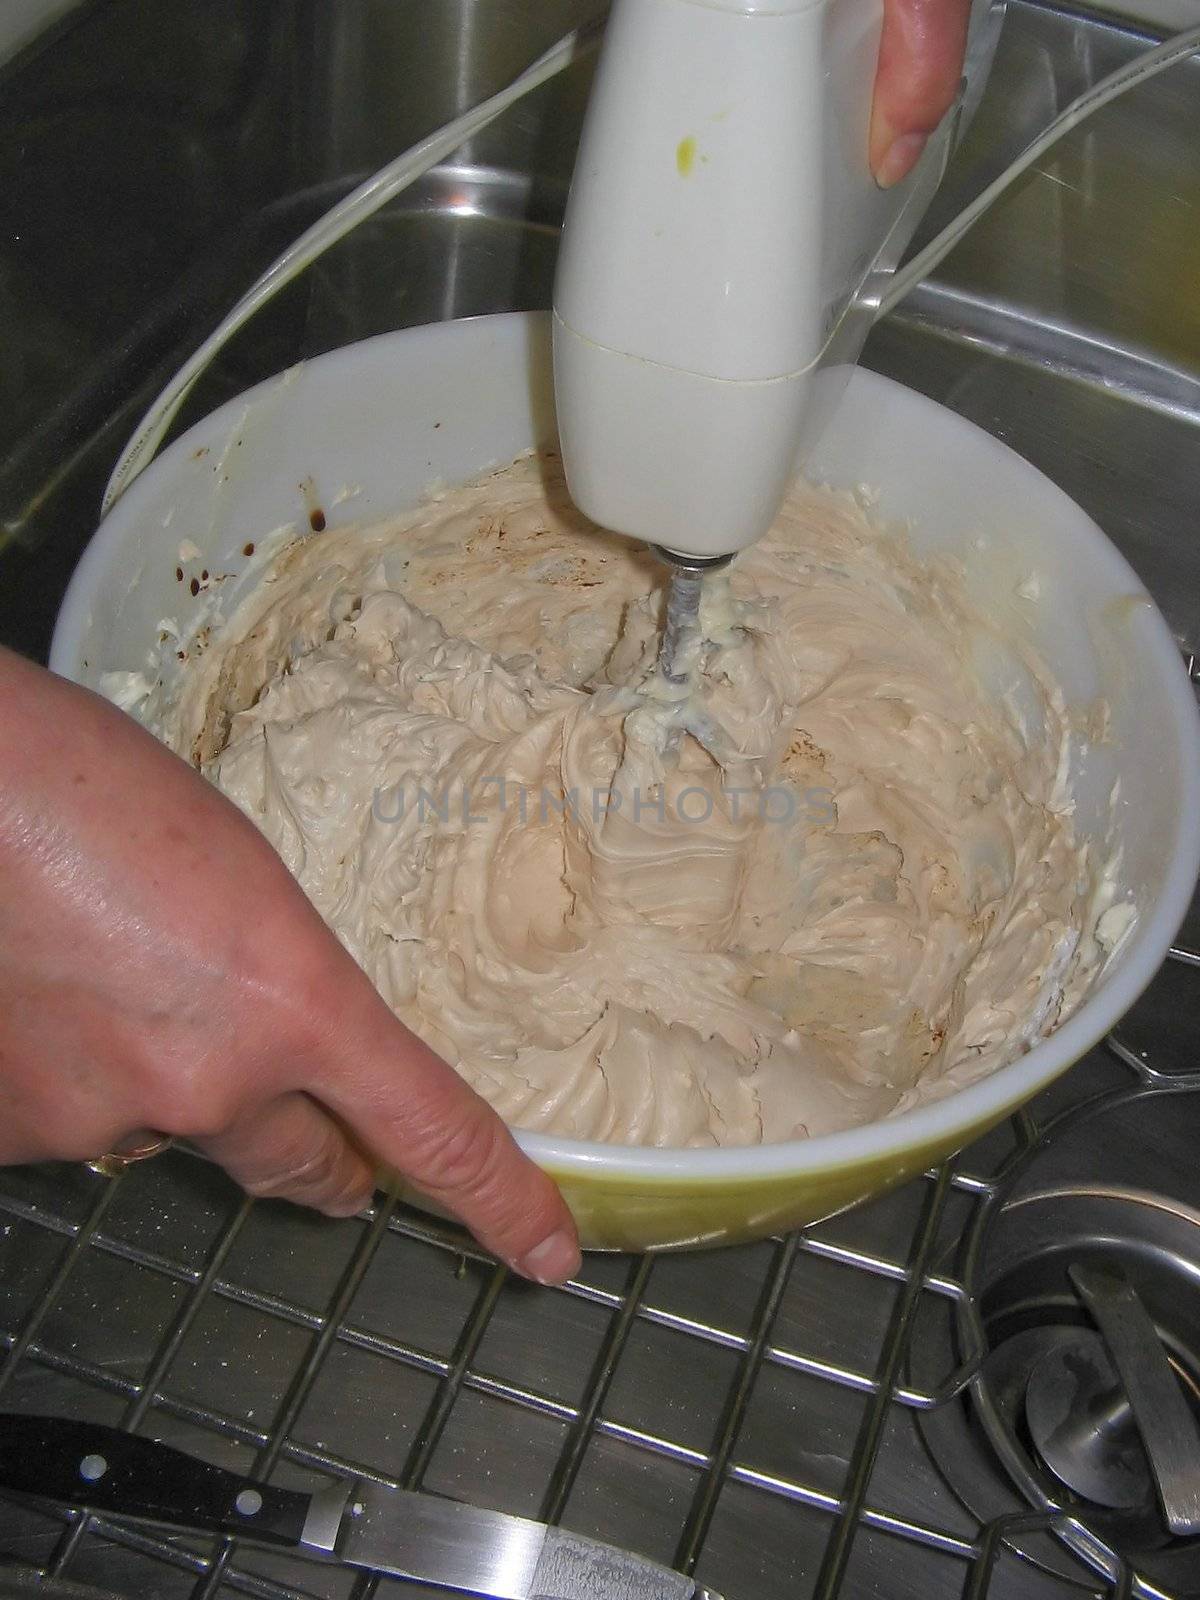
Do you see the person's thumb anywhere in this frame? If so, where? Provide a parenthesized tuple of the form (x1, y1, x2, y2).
(317, 1013, 581, 1284)
(869, 0, 971, 187)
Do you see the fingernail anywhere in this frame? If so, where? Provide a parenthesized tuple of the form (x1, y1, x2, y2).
(516, 1230, 581, 1285)
(322, 1191, 370, 1219)
(874, 132, 928, 190)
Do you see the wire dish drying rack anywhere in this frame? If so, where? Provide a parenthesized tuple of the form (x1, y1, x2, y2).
(0, 903, 1196, 1600)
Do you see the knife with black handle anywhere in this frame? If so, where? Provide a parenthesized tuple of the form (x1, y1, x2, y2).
(0, 1416, 719, 1600)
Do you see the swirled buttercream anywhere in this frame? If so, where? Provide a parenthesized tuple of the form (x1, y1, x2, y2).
(138, 453, 1113, 1147)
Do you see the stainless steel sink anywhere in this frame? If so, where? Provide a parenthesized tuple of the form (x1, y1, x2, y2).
(0, 4, 1197, 1598)
(3, 0, 1199, 658)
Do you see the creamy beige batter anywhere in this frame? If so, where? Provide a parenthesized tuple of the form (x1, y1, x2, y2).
(142, 453, 1110, 1147)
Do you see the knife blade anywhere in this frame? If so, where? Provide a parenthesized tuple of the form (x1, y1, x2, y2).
(0, 1416, 719, 1600)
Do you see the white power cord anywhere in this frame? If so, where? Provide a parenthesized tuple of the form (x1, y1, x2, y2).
(102, 17, 603, 514)
(103, 15, 1199, 514)
(881, 22, 1200, 317)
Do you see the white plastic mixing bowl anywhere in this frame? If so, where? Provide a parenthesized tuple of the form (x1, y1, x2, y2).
(50, 312, 1200, 1249)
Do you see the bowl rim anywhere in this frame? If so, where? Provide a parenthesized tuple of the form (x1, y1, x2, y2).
(52, 312, 1200, 1185)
